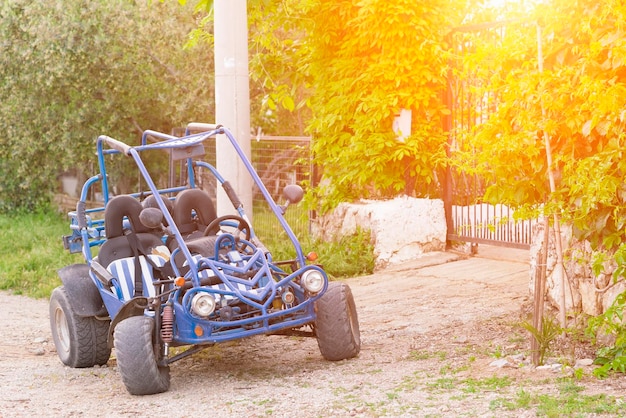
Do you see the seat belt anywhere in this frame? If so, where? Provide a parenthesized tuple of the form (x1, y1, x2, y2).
(124, 231, 144, 298)
(125, 231, 175, 298)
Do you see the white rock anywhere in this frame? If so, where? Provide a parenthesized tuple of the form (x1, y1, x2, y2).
(490, 359, 509, 368)
(313, 196, 446, 268)
(575, 358, 594, 367)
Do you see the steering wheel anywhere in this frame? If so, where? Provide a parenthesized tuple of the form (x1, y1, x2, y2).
(203, 215, 251, 241)
(203, 215, 252, 255)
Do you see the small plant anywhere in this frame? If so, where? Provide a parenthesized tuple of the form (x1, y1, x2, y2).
(426, 377, 456, 392)
(521, 315, 561, 365)
(587, 291, 626, 378)
(311, 228, 376, 278)
(408, 350, 436, 360)
(492, 345, 504, 359)
(573, 367, 584, 380)
(514, 388, 532, 409)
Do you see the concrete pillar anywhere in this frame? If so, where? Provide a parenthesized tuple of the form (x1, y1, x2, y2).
(214, 0, 252, 217)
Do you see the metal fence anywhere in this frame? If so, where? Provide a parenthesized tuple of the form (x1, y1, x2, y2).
(443, 21, 536, 249)
(250, 136, 312, 239)
(194, 135, 312, 240)
(250, 136, 311, 204)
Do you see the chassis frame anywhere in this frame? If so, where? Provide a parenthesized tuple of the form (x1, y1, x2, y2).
(50, 124, 360, 394)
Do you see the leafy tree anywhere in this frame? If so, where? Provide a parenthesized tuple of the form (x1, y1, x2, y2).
(460, 0, 626, 251)
(247, 0, 313, 136)
(302, 0, 469, 213)
(181, 0, 476, 212)
(0, 0, 213, 211)
(454, 0, 626, 372)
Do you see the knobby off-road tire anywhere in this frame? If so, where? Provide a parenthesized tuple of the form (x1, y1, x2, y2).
(49, 286, 111, 368)
(315, 281, 361, 361)
(114, 315, 170, 395)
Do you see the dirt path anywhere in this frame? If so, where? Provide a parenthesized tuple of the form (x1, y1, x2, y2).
(1, 250, 624, 417)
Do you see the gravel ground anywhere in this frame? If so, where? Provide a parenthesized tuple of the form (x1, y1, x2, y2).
(2, 249, 626, 417)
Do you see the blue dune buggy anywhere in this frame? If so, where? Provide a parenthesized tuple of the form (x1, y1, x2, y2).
(49, 124, 360, 395)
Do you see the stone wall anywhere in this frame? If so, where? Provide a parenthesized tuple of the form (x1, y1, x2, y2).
(312, 196, 446, 269)
(529, 219, 625, 316)
(54, 194, 80, 214)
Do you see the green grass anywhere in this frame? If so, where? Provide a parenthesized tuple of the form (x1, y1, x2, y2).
(0, 206, 375, 299)
(461, 376, 511, 393)
(0, 210, 81, 298)
(409, 349, 448, 361)
(252, 203, 376, 278)
(491, 378, 626, 416)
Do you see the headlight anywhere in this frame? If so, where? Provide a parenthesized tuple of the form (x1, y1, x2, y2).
(191, 293, 216, 317)
(281, 289, 295, 305)
(302, 270, 325, 294)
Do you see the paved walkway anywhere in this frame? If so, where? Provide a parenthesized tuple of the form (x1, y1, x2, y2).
(380, 244, 530, 274)
(349, 244, 532, 339)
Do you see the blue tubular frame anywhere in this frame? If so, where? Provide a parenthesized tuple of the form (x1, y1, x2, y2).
(73, 175, 106, 260)
(72, 125, 326, 346)
(172, 256, 327, 344)
(193, 160, 257, 238)
(207, 128, 307, 267)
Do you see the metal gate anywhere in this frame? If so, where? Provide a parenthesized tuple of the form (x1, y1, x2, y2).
(443, 21, 535, 249)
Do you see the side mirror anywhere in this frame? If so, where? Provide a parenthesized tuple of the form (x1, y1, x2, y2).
(283, 184, 304, 205)
(280, 184, 304, 214)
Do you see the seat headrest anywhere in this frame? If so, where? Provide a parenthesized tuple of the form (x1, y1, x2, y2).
(104, 195, 151, 239)
(172, 189, 217, 235)
(143, 194, 174, 214)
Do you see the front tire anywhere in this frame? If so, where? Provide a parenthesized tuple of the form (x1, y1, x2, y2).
(114, 315, 170, 395)
(315, 281, 361, 361)
(49, 286, 111, 368)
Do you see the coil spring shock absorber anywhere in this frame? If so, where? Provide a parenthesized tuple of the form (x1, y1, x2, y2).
(161, 304, 174, 343)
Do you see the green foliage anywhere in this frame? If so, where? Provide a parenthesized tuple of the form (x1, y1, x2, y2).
(462, 376, 511, 393)
(462, 0, 626, 237)
(1, 0, 482, 215)
(303, 0, 467, 212)
(457, 0, 626, 375)
(254, 204, 376, 279)
(521, 316, 562, 365)
(492, 380, 626, 415)
(178, 0, 313, 136)
(309, 228, 376, 278)
(262, 227, 376, 279)
(247, 0, 314, 136)
(587, 291, 626, 378)
(446, 0, 626, 376)
(0, 0, 213, 212)
(523, 379, 624, 416)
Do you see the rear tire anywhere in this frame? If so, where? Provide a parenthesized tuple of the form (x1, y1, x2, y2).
(315, 281, 361, 361)
(114, 315, 170, 395)
(49, 286, 111, 368)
